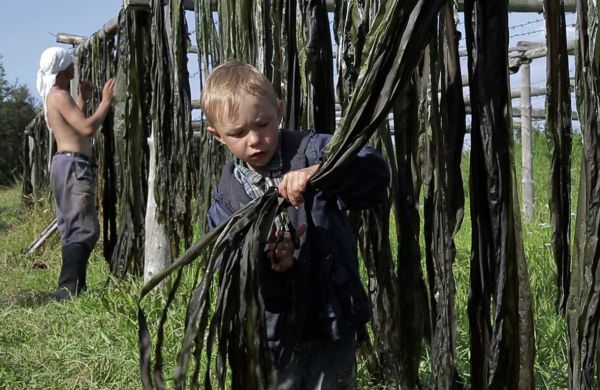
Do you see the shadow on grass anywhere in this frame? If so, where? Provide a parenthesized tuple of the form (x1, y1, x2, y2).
(0, 289, 55, 308)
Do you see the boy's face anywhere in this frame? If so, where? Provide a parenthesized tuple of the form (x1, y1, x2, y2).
(208, 93, 282, 174)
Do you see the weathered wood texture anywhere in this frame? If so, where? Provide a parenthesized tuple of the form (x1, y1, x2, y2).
(521, 62, 534, 221)
(143, 134, 170, 287)
(60, 0, 577, 52)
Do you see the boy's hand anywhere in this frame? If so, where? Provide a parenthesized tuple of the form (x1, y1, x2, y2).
(277, 165, 319, 207)
(267, 224, 307, 272)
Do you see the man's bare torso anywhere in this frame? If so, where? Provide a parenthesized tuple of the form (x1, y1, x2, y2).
(46, 87, 92, 157)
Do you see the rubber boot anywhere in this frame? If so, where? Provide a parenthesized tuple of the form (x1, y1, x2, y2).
(77, 246, 91, 294)
(54, 243, 90, 301)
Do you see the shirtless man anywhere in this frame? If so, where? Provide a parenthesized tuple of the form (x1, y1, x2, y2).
(37, 47, 115, 300)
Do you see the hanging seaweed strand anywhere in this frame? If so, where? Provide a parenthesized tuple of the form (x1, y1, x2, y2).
(110, 8, 152, 276)
(425, 3, 465, 388)
(150, 0, 194, 257)
(568, 1, 600, 388)
(463, 0, 535, 388)
(193, 0, 226, 235)
(543, 0, 573, 316)
(304, 0, 335, 134)
(77, 32, 119, 264)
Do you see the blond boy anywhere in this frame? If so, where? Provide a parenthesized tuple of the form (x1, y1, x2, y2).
(203, 61, 389, 389)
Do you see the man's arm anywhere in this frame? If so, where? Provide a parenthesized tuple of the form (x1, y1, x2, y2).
(57, 78, 115, 137)
(76, 80, 93, 111)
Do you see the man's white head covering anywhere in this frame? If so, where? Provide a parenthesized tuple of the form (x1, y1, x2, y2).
(37, 47, 73, 128)
(36, 47, 73, 102)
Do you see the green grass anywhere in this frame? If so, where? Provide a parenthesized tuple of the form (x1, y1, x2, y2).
(0, 187, 190, 389)
(0, 129, 581, 388)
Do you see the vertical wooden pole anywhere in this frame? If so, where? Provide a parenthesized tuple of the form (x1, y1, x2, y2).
(520, 60, 534, 221)
(29, 136, 37, 194)
(144, 133, 170, 288)
(47, 129, 53, 173)
(71, 55, 80, 98)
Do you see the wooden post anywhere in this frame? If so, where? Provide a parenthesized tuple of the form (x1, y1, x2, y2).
(179, 0, 577, 13)
(144, 133, 170, 288)
(28, 135, 37, 193)
(71, 56, 80, 99)
(520, 60, 534, 221)
(47, 129, 53, 174)
(25, 219, 58, 255)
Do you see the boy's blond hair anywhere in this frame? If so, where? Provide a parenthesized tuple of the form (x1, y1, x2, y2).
(200, 61, 279, 126)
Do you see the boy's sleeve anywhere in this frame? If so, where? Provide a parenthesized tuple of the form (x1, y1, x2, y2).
(207, 192, 232, 231)
(310, 133, 390, 210)
(207, 204, 221, 231)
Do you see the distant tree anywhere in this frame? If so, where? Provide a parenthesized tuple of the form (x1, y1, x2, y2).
(0, 54, 38, 185)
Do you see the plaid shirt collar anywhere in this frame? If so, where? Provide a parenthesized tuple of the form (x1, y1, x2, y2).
(233, 130, 283, 199)
(233, 131, 290, 232)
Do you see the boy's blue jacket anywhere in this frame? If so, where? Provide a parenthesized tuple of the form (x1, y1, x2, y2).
(207, 129, 390, 367)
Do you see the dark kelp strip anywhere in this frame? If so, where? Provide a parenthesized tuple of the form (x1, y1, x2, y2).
(568, 1, 600, 388)
(543, 0, 573, 316)
(110, 9, 152, 276)
(77, 32, 119, 264)
(139, 190, 282, 388)
(463, 0, 535, 388)
(305, 0, 335, 134)
(425, 4, 465, 388)
(335, 2, 421, 386)
(151, 0, 194, 255)
(192, 0, 227, 236)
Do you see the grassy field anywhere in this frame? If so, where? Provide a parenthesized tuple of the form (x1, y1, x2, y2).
(0, 129, 581, 389)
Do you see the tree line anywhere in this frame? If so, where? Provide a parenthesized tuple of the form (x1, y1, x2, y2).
(0, 54, 37, 186)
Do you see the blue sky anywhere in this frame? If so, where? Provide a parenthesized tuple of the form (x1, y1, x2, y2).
(0, 1, 577, 120)
(0, 1, 122, 101)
